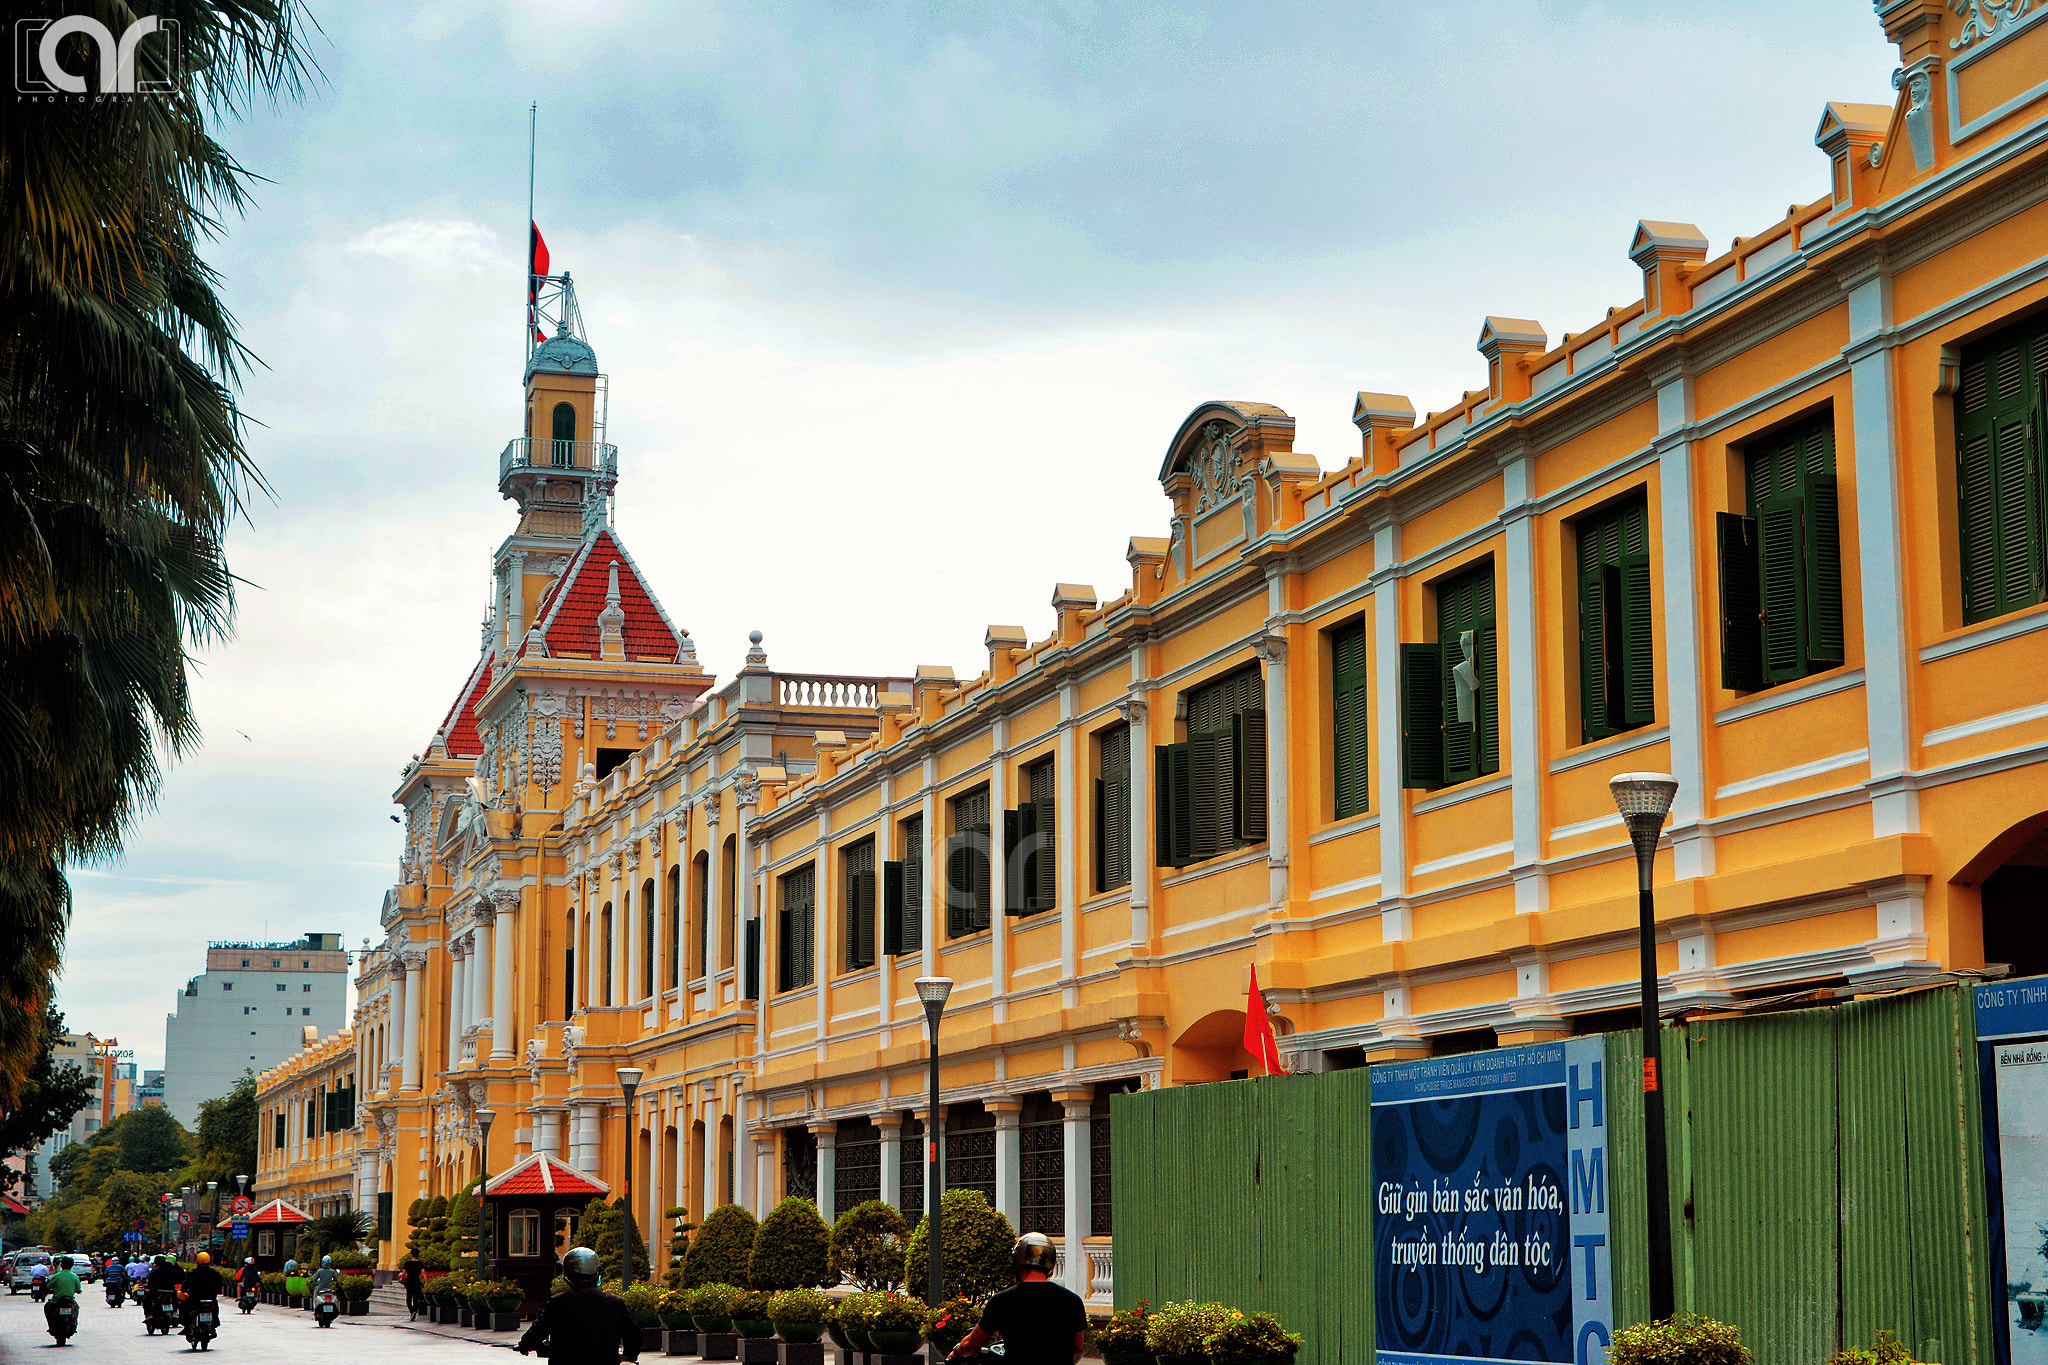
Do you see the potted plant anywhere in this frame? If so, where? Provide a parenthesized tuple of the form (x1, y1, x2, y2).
(1145, 1302, 1231, 1365)
(683, 1206, 758, 1288)
(768, 1287, 832, 1343)
(837, 1291, 876, 1351)
(828, 1202, 909, 1292)
(866, 1292, 928, 1356)
(623, 1284, 668, 1351)
(659, 1286, 696, 1331)
(1097, 1301, 1154, 1365)
(749, 1198, 834, 1292)
(731, 1287, 776, 1338)
(338, 1274, 375, 1316)
(1201, 1309, 1303, 1365)
(691, 1282, 738, 1333)
(1609, 1313, 1754, 1365)
(923, 1297, 977, 1358)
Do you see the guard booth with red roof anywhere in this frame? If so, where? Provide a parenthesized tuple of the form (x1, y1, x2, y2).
(219, 1198, 310, 1272)
(482, 1154, 609, 1309)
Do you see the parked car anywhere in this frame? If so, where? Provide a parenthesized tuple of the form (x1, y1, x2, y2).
(65, 1252, 98, 1282)
(8, 1250, 50, 1293)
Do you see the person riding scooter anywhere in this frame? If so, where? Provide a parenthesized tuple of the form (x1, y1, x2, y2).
(28, 1258, 50, 1302)
(144, 1254, 184, 1334)
(43, 1255, 81, 1346)
(310, 1254, 341, 1328)
(180, 1251, 224, 1348)
(102, 1254, 127, 1305)
(235, 1257, 261, 1313)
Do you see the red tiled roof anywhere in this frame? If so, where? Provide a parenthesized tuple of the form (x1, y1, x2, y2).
(220, 1199, 309, 1227)
(525, 529, 679, 661)
(3, 1193, 29, 1215)
(436, 654, 495, 758)
(483, 1153, 610, 1198)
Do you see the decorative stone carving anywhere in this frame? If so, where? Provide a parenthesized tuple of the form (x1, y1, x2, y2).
(399, 949, 428, 974)
(1894, 59, 1937, 171)
(1950, 0, 2035, 49)
(1253, 633, 1287, 665)
(735, 773, 762, 808)
(1191, 421, 1243, 512)
(1116, 696, 1148, 726)
(561, 1025, 585, 1068)
(531, 714, 563, 790)
(525, 1038, 546, 1085)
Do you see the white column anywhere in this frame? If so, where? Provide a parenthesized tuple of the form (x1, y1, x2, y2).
(586, 884, 604, 1010)
(813, 1126, 836, 1221)
(1256, 627, 1289, 906)
(751, 1135, 773, 1218)
(1124, 647, 1151, 949)
(1371, 523, 1410, 936)
(491, 901, 515, 1059)
(990, 717, 1010, 1016)
(701, 1096, 722, 1214)
(813, 813, 831, 1017)
(1059, 1094, 1092, 1294)
(674, 1108, 693, 1223)
(704, 807, 724, 982)
(877, 1115, 903, 1213)
(1846, 268, 1918, 836)
(572, 1103, 599, 1174)
(400, 952, 423, 1092)
(992, 1103, 1022, 1227)
(647, 846, 664, 1004)
(1503, 456, 1548, 914)
(921, 757, 940, 977)
(1057, 683, 1080, 1005)
(1652, 361, 1712, 879)
(451, 944, 469, 1060)
(623, 877, 639, 1005)
(469, 925, 490, 1037)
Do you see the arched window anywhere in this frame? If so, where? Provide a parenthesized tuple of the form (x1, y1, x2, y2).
(667, 866, 682, 991)
(641, 876, 656, 999)
(506, 1207, 543, 1258)
(551, 402, 576, 466)
(564, 910, 577, 1018)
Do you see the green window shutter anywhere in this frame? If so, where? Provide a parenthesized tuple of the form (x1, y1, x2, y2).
(1579, 564, 1618, 740)
(1618, 551, 1656, 726)
(1957, 329, 2047, 622)
(1237, 709, 1269, 843)
(1439, 642, 1477, 787)
(857, 869, 876, 969)
(1102, 728, 1132, 891)
(1802, 473, 1845, 664)
(742, 918, 760, 1000)
(1167, 741, 1194, 865)
(1034, 798, 1056, 911)
(901, 818, 924, 954)
(1189, 727, 1228, 859)
(1717, 512, 1763, 691)
(1399, 643, 1444, 789)
(945, 835, 971, 938)
(1757, 491, 1807, 684)
(882, 861, 905, 957)
(1004, 807, 1024, 862)
(1994, 414, 2043, 612)
(1154, 745, 1177, 867)
(971, 822, 992, 931)
(1331, 621, 1369, 819)
(1093, 776, 1107, 893)
(1958, 422, 1999, 621)
(1475, 619, 1500, 775)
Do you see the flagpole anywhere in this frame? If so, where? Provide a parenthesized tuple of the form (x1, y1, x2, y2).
(526, 101, 536, 364)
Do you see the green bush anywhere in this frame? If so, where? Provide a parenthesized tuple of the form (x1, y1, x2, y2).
(663, 1207, 697, 1290)
(1202, 1310, 1302, 1361)
(1145, 1303, 1231, 1357)
(867, 1292, 927, 1334)
(1608, 1313, 1754, 1365)
(622, 1283, 666, 1325)
(448, 1178, 480, 1263)
(581, 1196, 652, 1284)
(750, 1196, 833, 1289)
(683, 1204, 758, 1288)
(330, 1250, 373, 1271)
(901, 1190, 1015, 1305)
(1830, 1333, 1916, 1365)
(688, 1283, 739, 1318)
(336, 1274, 374, 1302)
(830, 1200, 908, 1292)
(1096, 1301, 1153, 1358)
(768, 1287, 834, 1324)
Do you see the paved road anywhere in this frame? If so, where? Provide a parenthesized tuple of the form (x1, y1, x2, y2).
(0, 1286, 507, 1361)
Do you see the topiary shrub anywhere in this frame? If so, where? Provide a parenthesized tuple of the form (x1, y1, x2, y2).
(1144, 1302, 1229, 1358)
(580, 1196, 651, 1284)
(663, 1207, 696, 1289)
(830, 1200, 908, 1291)
(448, 1178, 480, 1264)
(684, 1204, 758, 1288)
(902, 1190, 1015, 1305)
(749, 1196, 832, 1289)
(1608, 1313, 1755, 1365)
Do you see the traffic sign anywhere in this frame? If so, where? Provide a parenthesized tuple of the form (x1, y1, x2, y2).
(124, 1231, 142, 1242)
(231, 1222, 248, 1239)
(177, 1211, 192, 1226)
(134, 1218, 148, 1230)
(231, 1195, 251, 1216)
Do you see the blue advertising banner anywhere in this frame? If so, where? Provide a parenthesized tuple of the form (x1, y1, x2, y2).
(1977, 975, 2048, 1365)
(1372, 1036, 1612, 1365)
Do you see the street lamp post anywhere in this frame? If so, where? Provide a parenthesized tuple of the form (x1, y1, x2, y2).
(207, 1181, 218, 1257)
(476, 1111, 496, 1276)
(913, 977, 953, 1306)
(1610, 771, 1679, 1322)
(616, 1068, 643, 1293)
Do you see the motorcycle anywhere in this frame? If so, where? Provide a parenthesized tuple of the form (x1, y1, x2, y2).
(45, 1297, 78, 1346)
(238, 1284, 258, 1314)
(184, 1297, 219, 1352)
(104, 1280, 125, 1308)
(313, 1287, 339, 1328)
(145, 1288, 180, 1335)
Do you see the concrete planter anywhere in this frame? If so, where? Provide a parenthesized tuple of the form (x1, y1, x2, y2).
(642, 1326, 667, 1352)
(665, 1330, 701, 1356)
(779, 1343, 827, 1365)
(489, 1311, 522, 1332)
(459, 1307, 474, 1328)
(702, 1332, 740, 1361)
(344, 1299, 370, 1315)
(743, 1336, 781, 1364)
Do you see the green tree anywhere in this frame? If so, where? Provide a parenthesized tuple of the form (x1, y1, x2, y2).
(0, 0, 315, 1107)
(306, 1210, 375, 1253)
(682, 1203, 757, 1288)
(448, 1178, 480, 1268)
(0, 1009, 95, 1161)
(580, 1196, 650, 1283)
(194, 1071, 259, 1175)
(749, 1196, 832, 1290)
(94, 1169, 171, 1246)
(902, 1190, 1015, 1305)
(116, 1106, 190, 1173)
(829, 1200, 909, 1292)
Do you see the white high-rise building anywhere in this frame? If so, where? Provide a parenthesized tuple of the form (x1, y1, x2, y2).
(163, 934, 349, 1127)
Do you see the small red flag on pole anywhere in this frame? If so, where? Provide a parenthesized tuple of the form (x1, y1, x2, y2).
(1245, 966, 1285, 1075)
(529, 222, 550, 342)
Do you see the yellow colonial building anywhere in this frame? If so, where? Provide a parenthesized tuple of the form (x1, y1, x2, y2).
(252, 1026, 359, 1228)
(261, 0, 2048, 1301)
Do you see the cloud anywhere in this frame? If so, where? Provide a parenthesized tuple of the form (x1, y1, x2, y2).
(345, 218, 504, 276)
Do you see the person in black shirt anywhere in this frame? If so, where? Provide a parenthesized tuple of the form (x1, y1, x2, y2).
(398, 1252, 426, 1319)
(180, 1252, 224, 1331)
(516, 1246, 640, 1365)
(948, 1234, 1089, 1365)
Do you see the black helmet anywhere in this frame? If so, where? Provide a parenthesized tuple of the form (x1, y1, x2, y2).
(561, 1246, 601, 1285)
(1012, 1233, 1057, 1275)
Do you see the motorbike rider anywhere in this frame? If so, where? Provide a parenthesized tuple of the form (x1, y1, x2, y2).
(515, 1246, 640, 1365)
(44, 1255, 82, 1341)
(311, 1253, 341, 1295)
(102, 1255, 127, 1295)
(180, 1251, 225, 1334)
(28, 1258, 50, 1299)
(944, 1234, 1089, 1365)
(236, 1257, 262, 1300)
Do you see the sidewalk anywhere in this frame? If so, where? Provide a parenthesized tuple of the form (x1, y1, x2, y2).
(331, 1287, 522, 1351)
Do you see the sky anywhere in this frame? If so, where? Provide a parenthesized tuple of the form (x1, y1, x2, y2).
(53, 0, 1901, 1075)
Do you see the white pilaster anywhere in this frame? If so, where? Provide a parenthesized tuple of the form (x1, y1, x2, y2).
(1124, 645, 1151, 950)
(993, 1105, 1022, 1227)
(1845, 268, 1918, 836)
(704, 804, 724, 982)
(701, 1095, 721, 1216)
(1653, 363, 1713, 878)
(1371, 522, 1409, 924)
(921, 757, 940, 977)
(399, 952, 423, 1092)
(448, 945, 466, 1062)
(990, 716, 1010, 1014)
(1057, 683, 1080, 1005)
(876, 1115, 903, 1216)
(1059, 1096, 1092, 1294)
(813, 1126, 837, 1221)
(751, 1135, 773, 1218)
(491, 902, 515, 1059)
(1256, 628, 1289, 906)
(1503, 456, 1549, 913)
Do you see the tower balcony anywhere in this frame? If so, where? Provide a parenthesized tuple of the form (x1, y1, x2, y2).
(499, 437, 618, 482)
